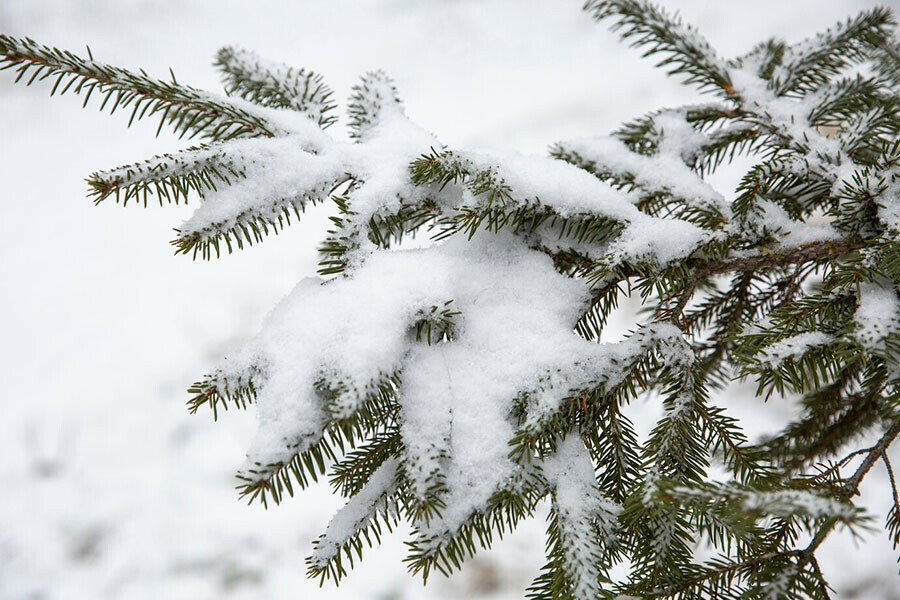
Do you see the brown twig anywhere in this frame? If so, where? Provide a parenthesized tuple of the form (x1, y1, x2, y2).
(796, 419, 900, 566)
(691, 237, 867, 280)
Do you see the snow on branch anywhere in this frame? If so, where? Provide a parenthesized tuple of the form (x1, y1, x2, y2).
(215, 46, 338, 128)
(307, 458, 401, 583)
(531, 435, 621, 599)
(5, 1, 900, 596)
(411, 148, 713, 269)
(772, 6, 895, 96)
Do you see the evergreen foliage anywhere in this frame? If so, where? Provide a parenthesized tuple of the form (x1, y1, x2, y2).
(3, 2, 900, 597)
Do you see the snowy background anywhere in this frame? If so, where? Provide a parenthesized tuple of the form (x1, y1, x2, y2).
(1, 0, 898, 598)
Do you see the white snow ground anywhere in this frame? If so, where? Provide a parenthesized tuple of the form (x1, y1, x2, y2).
(0, 1, 898, 598)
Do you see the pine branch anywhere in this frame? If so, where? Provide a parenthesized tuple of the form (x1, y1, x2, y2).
(347, 70, 403, 141)
(87, 143, 245, 206)
(692, 237, 867, 279)
(171, 186, 325, 259)
(873, 32, 900, 85)
(7, 1, 900, 595)
(773, 7, 896, 96)
(186, 370, 257, 419)
(215, 46, 337, 128)
(170, 147, 349, 259)
(405, 478, 546, 582)
(783, 419, 900, 579)
(0, 34, 277, 140)
(585, 0, 733, 94)
(839, 418, 900, 497)
(550, 136, 729, 227)
(236, 374, 400, 507)
(760, 385, 880, 471)
(307, 458, 401, 584)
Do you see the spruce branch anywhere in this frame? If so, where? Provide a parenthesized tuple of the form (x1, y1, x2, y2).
(838, 417, 900, 498)
(0, 34, 277, 140)
(5, 1, 900, 596)
(235, 373, 401, 508)
(769, 419, 900, 578)
(347, 70, 403, 141)
(585, 0, 733, 94)
(215, 46, 338, 128)
(87, 144, 245, 206)
(692, 237, 867, 279)
(171, 184, 327, 260)
(873, 32, 900, 85)
(773, 6, 896, 96)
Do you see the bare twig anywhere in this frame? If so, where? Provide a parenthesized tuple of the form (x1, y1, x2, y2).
(796, 419, 900, 566)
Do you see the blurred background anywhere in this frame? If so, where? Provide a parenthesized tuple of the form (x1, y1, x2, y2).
(1, 1, 898, 598)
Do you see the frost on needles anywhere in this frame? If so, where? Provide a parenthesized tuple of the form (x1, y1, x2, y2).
(3, 1, 900, 598)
